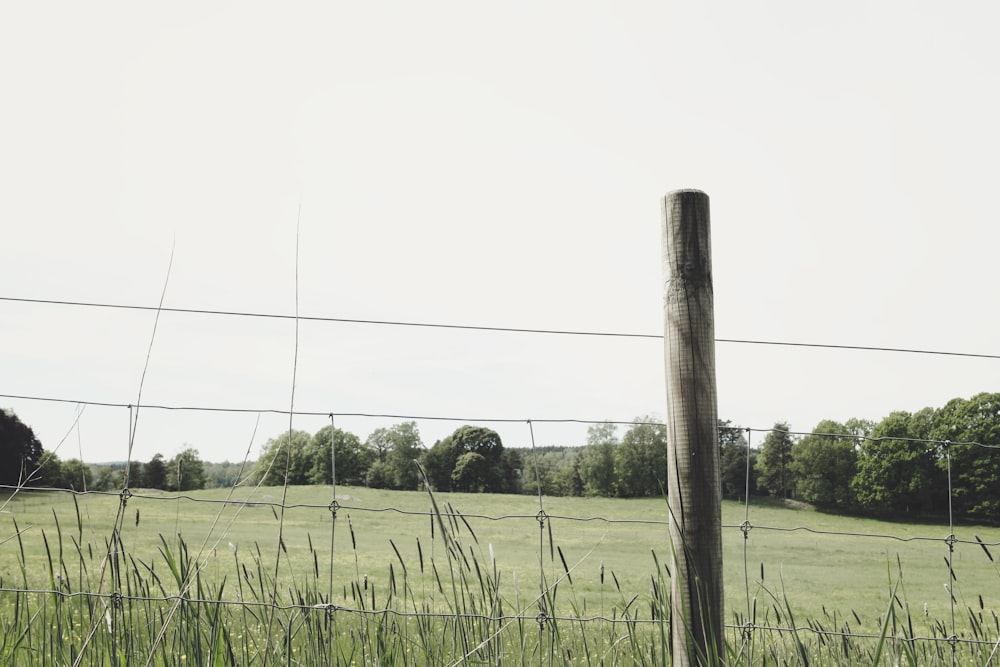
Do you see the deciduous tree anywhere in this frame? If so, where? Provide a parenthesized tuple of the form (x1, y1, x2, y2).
(719, 420, 755, 500)
(579, 422, 618, 497)
(790, 420, 857, 508)
(612, 417, 667, 498)
(852, 409, 941, 515)
(0, 409, 44, 487)
(142, 454, 168, 490)
(931, 393, 1000, 519)
(373, 422, 423, 490)
(167, 448, 206, 491)
(755, 422, 797, 499)
(254, 430, 313, 486)
(308, 426, 368, 486)
(61, 458, 92, 491)
(422, 426, 506, 492)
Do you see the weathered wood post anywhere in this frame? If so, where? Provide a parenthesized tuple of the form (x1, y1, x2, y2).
(661, 189, 724, 665)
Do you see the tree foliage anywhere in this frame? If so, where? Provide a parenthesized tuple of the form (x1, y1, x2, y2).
(756, 422, 796, 499)
(578, 423, 618, 497)
(166, 448, 206, 491)
(423, 426, 511, 493)
(524, 447, 580, 496)
(202, 460, 249, 489)
(0, 409, 44, 487)
(253, 430, 314, 486)
(92, 464, 125, 491)
(366, 422, 423, 490)
(308, 426, 368, 486)
(790, 420, 857, 508)
(142, 454, 168, 490)
(719, 420, 756, 499)
(931, 393, 1000, 519)
(612, 417, 667, 498)
(852, 409, 941, 515)
(61, 458, 93, 491)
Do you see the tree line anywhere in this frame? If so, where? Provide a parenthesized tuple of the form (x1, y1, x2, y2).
(748, 392, 1000, 520)
(4, 392, 1000, 520)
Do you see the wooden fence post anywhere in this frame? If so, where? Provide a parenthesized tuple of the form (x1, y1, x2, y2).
(662, 189, 724, 665)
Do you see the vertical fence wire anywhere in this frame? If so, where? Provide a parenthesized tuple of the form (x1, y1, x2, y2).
(329, 413, 338, 606)
(741, 426, 754, 667)
(946, 440, 958, 667)
(526, 419, 554, 667)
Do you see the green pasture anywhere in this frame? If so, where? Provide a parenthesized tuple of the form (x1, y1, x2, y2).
(2, 486, 999, 664)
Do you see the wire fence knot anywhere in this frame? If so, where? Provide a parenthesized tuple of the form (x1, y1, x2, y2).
(118, 488, 132, 507)
(740, 520, 753, 538)
(329, 500, 341, 518)
(535, 509, 548, 529)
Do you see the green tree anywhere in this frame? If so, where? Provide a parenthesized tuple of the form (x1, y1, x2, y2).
(253, 430, 313, 486)
(366, 422, 423, 490)
(142, 454, 168, 490)
(523, 447, 580, 496)
(500, 448, 523, 494)
(365, 428, 392, 463)
(931, 393, 1000, 519)
(452, 452, 490, 492)
(719, 420, 756, 499)
(852, 409, 941, 515)
(422, 439, 454, 491)
(92, 464, 124, 491)
(422, 426, 506, 492)
(0, 409, 44, 487)
(166, 448, 207, 491)
(365, 459, 391, 488)
(578, 422, 618, 497)
(307, 426, 368, 486)
(202, 461, 250, 488)
(755, 422, 797, 499)
(60, 458, 92, 491)
(612, 417, 667, 498)
(35, 452, 65, 488)
(790, 420, 857, 508)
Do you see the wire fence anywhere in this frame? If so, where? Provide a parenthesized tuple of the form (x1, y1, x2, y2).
(2, 401, 1000, 664)
(3, 299, 1000, 664)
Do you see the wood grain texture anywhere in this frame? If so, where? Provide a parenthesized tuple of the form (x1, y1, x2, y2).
(662, 189, 724, 665)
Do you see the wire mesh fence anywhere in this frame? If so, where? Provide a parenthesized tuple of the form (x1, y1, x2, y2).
(2, 401, 1000, 665)
(3, 291, 1000, 664)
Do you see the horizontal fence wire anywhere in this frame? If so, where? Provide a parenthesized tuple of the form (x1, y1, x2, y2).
(4, 293, 1000, 359)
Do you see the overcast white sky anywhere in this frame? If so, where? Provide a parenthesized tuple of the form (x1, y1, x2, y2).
(2, 2, 998, 464)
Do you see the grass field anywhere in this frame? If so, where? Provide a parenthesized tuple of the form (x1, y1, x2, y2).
(2, 485, 999, 664)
